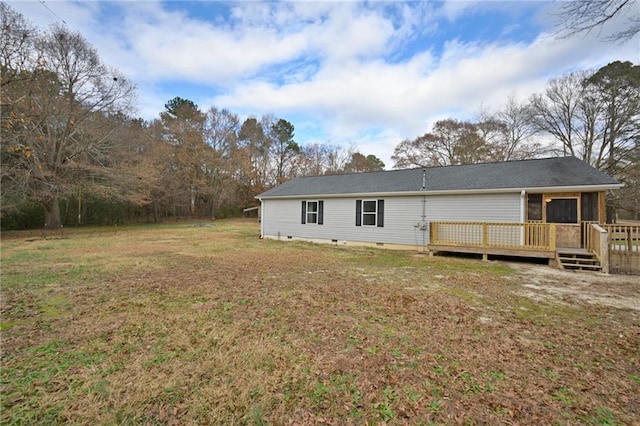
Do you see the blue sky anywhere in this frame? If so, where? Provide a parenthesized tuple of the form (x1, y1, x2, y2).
(9, 1, 639, 167)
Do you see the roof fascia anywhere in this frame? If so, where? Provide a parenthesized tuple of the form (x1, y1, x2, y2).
(256, 184, 623, 200)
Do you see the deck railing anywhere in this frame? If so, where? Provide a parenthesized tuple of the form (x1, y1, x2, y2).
(581, 221, 598, 248)
(603, 224, 640, 274)
(603, 224, 640, 252)
(430, 221, 556, 251)
(586, 223, 609, 273)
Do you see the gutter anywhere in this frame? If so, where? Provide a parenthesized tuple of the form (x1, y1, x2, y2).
(256, 183, 623, 200)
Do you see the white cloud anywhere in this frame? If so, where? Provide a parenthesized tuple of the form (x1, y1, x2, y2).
(438, 0, 478, 22)
(214, 18, 637, 167)
(115, 4, 309, 83)
(6, 0, 639, 169)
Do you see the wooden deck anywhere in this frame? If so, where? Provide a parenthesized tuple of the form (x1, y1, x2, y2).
(427, 243, 556, 259)
(429, 221, 556, 260)
(429, 221, 640, 275)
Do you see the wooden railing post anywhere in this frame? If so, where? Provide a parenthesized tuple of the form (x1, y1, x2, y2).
(601, 228, 609, 274)
(482, 223, 488, 247)
(428, 221, 557, 254)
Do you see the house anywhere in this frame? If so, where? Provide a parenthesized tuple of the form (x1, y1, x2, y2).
(256, 156, 623, 270)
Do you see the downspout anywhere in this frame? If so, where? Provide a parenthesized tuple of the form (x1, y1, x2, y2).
(258, 197, 264, 239)
(421, 169, 427, 251)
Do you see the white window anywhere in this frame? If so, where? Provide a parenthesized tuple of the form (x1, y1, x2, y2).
(301, 200, 323, 225)
(362, 200, 377, 226)
(355, 199, 384, 227)
(307, 201, 318, 224)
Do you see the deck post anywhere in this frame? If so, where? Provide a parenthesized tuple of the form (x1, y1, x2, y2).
(549, 223, 556, 251)
(482, 223, 488, 247)
(601, 229, 610, 274)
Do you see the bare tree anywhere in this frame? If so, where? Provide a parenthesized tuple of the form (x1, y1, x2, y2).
(325, 144, 354, 174)
(0, 1, 37, 87)
(295, 143, 330, 176)
(1, 16, 136, 228)
(204, 106, 239, 155)
(392, 119, 489, 168)
(529, 62, 640, 217)
(529, 65, 639, 173)
(529, 71, 595, 160)
(476, 95, 547, 161)
(553, 0, 640, 43)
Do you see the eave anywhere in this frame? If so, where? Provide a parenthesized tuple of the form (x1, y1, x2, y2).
(256, 183, 623, 201)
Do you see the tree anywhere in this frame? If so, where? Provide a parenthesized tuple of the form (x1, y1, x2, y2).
(529, 71, 597, 161)
(476, 95, 546, 162)
(270, 118, 299, 183)
(618, 139, 640, 218)
(392, 119, 489, 168)
(529, 62, 640, 218)
(155, 97, 212, 216)
(237, 116, 270, 193)
(91, 115, 161, 223)
(553, 0, 640, 43)
(344, 152, 385, 172)
(584, 61, 640, 175)
(295, 143, 330, 176)
(0, 1, 37, 87)
(325, 144, 352, 174)
(204, 106, 239, 155)
(529, 64, 640, 172)
(1, 15, 136, 228)
(585, 61, 640, 218)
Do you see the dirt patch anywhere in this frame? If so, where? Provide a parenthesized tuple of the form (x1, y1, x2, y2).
(506, 262, 640, 312)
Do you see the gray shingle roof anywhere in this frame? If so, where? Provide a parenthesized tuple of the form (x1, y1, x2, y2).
(257, 156, 621, 198)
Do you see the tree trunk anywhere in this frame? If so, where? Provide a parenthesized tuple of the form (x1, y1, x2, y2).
(44, 199, 62, 229)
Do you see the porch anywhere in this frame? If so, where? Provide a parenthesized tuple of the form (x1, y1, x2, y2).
(428, 221, 640, 274)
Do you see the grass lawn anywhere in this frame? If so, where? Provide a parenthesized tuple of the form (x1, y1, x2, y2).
(1, 220, 638, 425)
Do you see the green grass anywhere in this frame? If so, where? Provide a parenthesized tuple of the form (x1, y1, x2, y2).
(1, 219, 637, 425)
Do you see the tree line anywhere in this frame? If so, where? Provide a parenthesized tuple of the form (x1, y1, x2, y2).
(1, 3, 638, 229)
(391, 61, 639, 219)
(0, 3, 384, 229)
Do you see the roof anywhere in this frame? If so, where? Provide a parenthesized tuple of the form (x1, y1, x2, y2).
(257, 156, 621, 199)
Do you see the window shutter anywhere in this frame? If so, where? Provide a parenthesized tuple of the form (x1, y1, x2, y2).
(355, 200, 362, 226)
(301, 201, 306, 224)
(318, 200, 324, 225)
(377, 199, 384, 227)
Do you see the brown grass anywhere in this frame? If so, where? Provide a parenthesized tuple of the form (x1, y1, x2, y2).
(1, 219, 639, 425)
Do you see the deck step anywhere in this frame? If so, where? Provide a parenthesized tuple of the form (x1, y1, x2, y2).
(557, 250, 602, 272)
(558, 257, 600, 264)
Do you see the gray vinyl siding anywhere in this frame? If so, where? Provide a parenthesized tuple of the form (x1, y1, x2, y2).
(261, 192, 521, 245)
(424, 193, 521, 223)
(262, 198, 417, 245)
